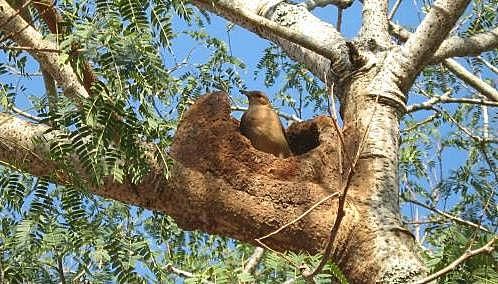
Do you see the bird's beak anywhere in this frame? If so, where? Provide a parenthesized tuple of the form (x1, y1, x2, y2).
(240, 90, 250, 97)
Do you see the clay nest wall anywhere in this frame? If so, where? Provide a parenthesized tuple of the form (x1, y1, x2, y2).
(168, 92, 359, 253)
(171, 91, 341, 184)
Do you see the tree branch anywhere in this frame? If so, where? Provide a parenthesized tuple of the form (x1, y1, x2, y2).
(8, 107, 42, 122)
(401, 0, 470, 73)
(57, 254, 66, 284)
(405, 199, 491, 233)
(431, 27, 498, 62)
(415, 237, 497, 284)
(358, 0, 390, 45)
(377, 0, 471, 93)
(298, 0, 354, 10)
(477, 56, 498, 74)
(42, 67, 58, 113)
(389, 22, 498, 102)
(401, 113, 440, 132)
(243, 247, 265, 274)
(442, 59, 498, 101)
(0, 0, 89, 102)
(190, 0, 352, 81)
(388, 0, 403, 20)
(165, 264, 214, 284)
(406, 93, 498, 112)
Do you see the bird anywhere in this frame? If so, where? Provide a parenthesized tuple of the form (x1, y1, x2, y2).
(239, 90, 292, 158)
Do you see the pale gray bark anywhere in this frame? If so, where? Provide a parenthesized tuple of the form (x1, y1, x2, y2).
(389, 23, 498, 64)
(0, 0, 89, 102)
(372, 0, 471, 95)
(432, 27, 498, 62)
(243, 247, 265, 274)
(389, 22, 498, 102)
(358, 0, 390, 46)
(341, 74, 426, 282)
(443, 59, 498, 101)
(190, 0, 353, 81)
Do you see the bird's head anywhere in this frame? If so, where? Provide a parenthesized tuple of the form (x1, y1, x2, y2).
(240, 90, 271, 106)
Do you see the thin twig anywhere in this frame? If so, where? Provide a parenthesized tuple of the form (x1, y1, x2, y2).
(243, 247, 265, 274)
(405, 199, 491, 233)
(477, 56, 498, 75)
(254, 239, 299, 267)
(336, 8, 343, 32)
(0, 248, 4, 284)
(432, 107, 482, 142)
(167, 45, 198, 74)
(415, 237, 497, 284)
(57, 254, 66, 284)
(388, 0, 402, 20)
(256, 192, 340, 242)
(165, 264, 214, 284)
(42, 66, 58, 114)
(10, 106, 41, 122)
(404, 218, 447, 225)
(401, 113, 440, 133)
(406, 95, 498, 113)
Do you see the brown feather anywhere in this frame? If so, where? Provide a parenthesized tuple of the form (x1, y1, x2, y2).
(239, 91, 292, 158)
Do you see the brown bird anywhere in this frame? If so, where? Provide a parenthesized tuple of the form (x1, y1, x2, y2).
(240, 90, 292, 158)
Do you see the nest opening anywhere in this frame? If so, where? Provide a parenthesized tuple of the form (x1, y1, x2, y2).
(286, 121, 321, 155)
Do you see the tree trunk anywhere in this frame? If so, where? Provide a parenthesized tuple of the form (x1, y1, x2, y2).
(337, 69, 426, 281)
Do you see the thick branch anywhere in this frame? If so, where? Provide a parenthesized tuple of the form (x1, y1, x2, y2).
(442, 59, 498, 101)
(190, 0, 352, 81)
(389, 23, 498, 64)
(389, 22, 498, 102)
(431, 28, 498, 62)
(0, 0, 89, 102)
(373, 0, 471, 97)
(358, 0, 390, 44)
(400, 0, 470, 81)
